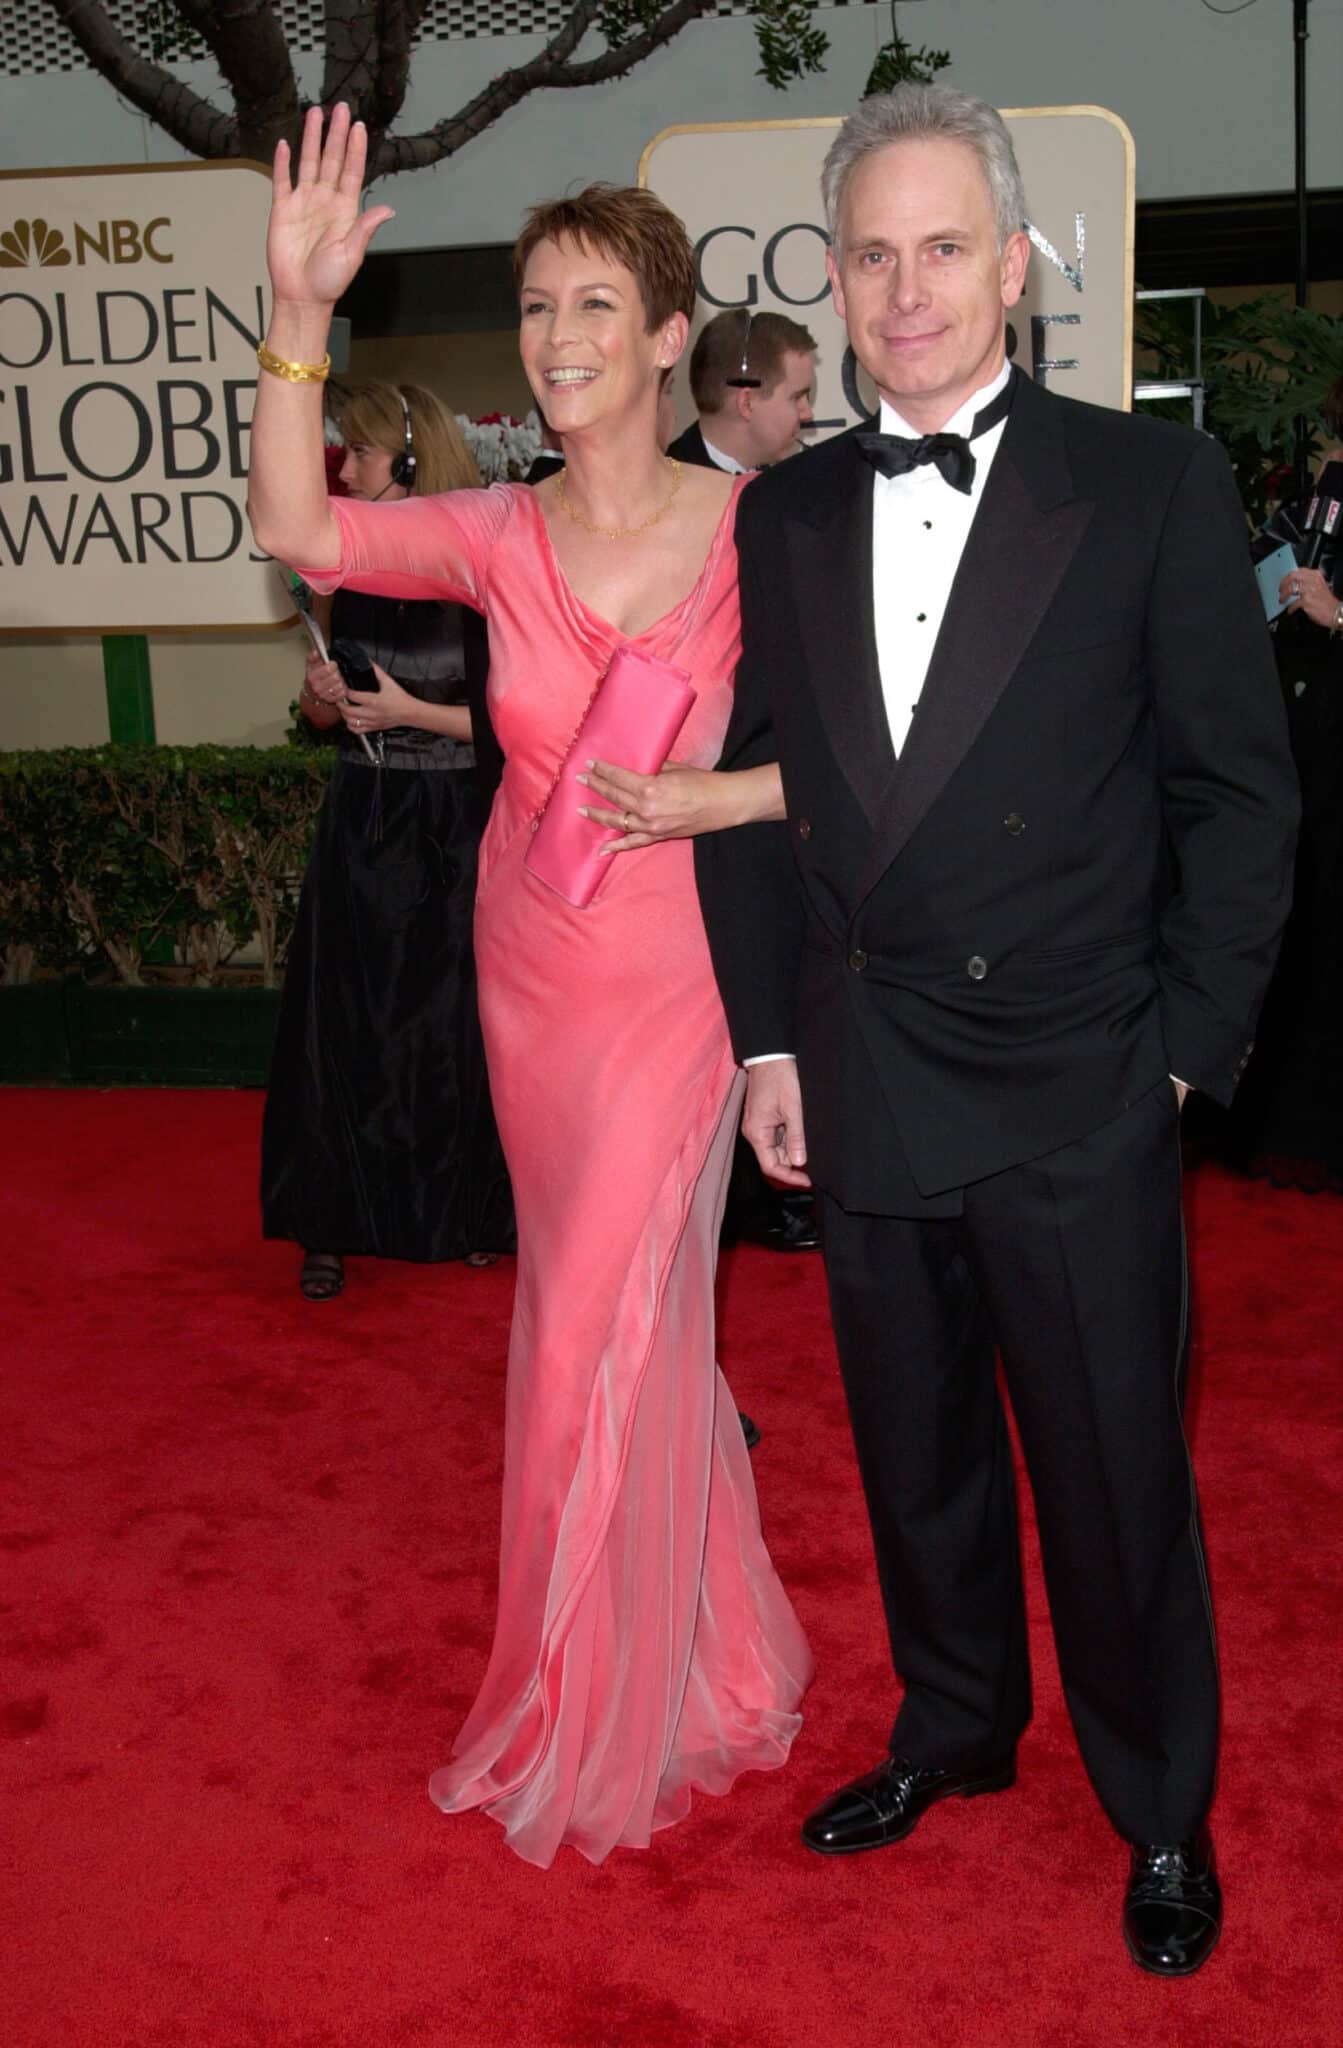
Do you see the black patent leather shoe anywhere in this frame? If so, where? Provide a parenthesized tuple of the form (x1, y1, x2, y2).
(1123, 1831, 1222, 1976)
(762, 1191, 821, 1252)
(801, 1751, 1016, 1855)
(739, 1411, 762, 1449)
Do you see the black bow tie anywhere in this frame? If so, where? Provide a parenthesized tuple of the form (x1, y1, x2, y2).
(854, 373, 1016, 494)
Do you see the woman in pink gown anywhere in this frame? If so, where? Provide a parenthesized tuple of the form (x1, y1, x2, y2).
(250, 109, 812, 1868)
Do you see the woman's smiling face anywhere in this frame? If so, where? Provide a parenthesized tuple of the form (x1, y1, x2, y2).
(519, 235, 682, 437)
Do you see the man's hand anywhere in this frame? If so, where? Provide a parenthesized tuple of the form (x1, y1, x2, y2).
(742, 1058, 810, 1188)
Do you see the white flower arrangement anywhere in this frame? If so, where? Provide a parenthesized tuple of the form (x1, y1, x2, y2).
(457, 411, 544, 483)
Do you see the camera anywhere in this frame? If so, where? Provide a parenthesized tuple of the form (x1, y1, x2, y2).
(329, 638, 380, 693)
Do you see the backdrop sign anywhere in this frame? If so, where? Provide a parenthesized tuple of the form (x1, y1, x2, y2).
(640, 109, 1135, 437)
(0, 161, 285, 634)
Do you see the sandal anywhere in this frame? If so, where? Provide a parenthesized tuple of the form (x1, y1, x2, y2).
(464, 1250, 499, 1269)
(300, 1250, 345, 1301)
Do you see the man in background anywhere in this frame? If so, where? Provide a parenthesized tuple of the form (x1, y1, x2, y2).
(674, 310, 823, 1259)
(669, 309, 817, 474)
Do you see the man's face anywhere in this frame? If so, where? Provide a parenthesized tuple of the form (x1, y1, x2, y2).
(827, 136, 1028, 432)
(744, 348, 816, 466)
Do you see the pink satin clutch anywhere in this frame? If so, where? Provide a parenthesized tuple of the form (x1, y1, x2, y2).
(524, 645, 697, 908)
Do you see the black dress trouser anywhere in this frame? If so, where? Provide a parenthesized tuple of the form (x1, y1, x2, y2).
(819, 1080, 1219, 1846)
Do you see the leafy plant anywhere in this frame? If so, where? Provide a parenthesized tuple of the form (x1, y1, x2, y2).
(864, 4, 951, 98)
(0, 747, 332, 988)
(0, 758, 75, 984)
(753, 0, 830, 88)
(1137, 294, 1343, 525)
(284, 697, 343, 750)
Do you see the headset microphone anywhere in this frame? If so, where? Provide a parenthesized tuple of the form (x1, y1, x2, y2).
(389, 387, 417, 489)
(725, 309, 762, 390)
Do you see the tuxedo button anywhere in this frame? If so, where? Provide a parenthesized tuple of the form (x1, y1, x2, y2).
(848, 950, 869, 973)
(967, 955, 988, 981)
(1003, 813, 1025, 835)
(798, 818, 812, 840)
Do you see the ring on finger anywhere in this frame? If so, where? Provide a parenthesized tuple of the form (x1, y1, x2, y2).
(623, 811, 633, 832)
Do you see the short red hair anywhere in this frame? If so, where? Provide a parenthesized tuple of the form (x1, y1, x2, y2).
(513, 184, 697, 333)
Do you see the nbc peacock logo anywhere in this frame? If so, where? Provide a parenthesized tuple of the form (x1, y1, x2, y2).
(0, 219, 72, 267)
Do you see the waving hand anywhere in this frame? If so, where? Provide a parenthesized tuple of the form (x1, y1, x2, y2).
(268, 104, 394, 309)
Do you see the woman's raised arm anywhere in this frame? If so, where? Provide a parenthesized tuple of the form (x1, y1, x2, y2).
(248, 106, 394, 569)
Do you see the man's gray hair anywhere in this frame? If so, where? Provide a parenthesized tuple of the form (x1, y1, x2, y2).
(821, 85, 1028, 252)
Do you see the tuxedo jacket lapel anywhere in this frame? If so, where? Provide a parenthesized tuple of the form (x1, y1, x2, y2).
(784, 449, 896, 826)
(857, 377, 1095, 902)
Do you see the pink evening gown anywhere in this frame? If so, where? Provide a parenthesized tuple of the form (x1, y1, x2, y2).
(301, 479, 812, 1867)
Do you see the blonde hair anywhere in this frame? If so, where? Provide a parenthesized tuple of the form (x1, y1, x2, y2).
(334, 382, 481, 494)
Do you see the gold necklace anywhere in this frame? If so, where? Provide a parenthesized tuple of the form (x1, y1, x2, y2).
(555, 460, 682, 539)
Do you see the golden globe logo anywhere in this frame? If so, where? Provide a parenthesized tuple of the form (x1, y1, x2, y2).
(0, 217, 172, 268)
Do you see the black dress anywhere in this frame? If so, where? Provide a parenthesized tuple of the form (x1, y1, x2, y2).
(261, 590, 515, 1258)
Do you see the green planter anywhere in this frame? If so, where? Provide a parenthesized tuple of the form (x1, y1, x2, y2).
(62, 979, 281, 1086)
(0, 981, 71, 1082)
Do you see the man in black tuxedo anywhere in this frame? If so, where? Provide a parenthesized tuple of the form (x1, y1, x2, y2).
(668, 308, 817, 476)
(671, 310, 823, 1256)
(696, 85, 1297, 1975)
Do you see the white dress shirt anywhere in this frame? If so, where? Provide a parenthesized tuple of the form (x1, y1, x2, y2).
(700, 430, 748, 475)
(871, 360, 1012, 758)
(746, 360, 1189, 1089)
(744, 366, 1011, 1069)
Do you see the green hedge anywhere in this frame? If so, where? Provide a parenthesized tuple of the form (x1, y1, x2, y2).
(0, 746, 332, 989)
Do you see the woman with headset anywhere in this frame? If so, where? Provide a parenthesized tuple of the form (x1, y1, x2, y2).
(262, 381, 514, 1296)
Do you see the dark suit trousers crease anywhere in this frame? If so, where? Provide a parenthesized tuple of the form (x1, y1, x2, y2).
(819, 1081, 1218, 1845)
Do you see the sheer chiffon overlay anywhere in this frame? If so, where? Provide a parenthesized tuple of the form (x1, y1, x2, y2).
(301, 482, 811, 1865)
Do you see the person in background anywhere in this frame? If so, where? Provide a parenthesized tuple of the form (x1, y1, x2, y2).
(668, 308, 817, 475)
(670, 308, 823, 1258)
(655, 367, 678, 454)
(262, 380, 514, 1298)
(1199, 373, 1343, 1192)
(1278, 372, 1343, 637)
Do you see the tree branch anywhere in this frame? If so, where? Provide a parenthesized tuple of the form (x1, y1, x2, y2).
(373, 0, 713, 177)
(190, 0, 300, 159)
(43, 0, 239, 157)
(371, 1, 434, 133)
(321, 3, 379, 118)
(168, 0, 218, 38)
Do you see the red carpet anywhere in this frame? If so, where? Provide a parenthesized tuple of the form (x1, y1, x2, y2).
(2, 1088, 1340, 2047)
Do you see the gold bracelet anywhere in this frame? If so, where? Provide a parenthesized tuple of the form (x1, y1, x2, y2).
(256, 340, 331, 384)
